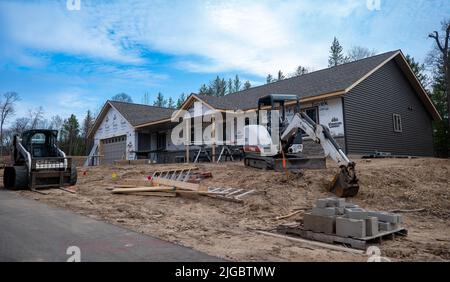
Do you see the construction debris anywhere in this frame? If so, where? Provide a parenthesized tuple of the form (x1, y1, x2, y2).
(110, 169, 254, 203)
(277, 197, 408, 250)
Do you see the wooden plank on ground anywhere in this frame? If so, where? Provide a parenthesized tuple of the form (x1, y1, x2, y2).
(126, 191, 176, 197)
(255, 230, 364, 254)
(112, 186, 176, 194)
(120, 179, 154, 187)
(152, 177, 202, 191)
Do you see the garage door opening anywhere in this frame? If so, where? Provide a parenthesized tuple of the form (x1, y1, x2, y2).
(101, 135, 127, 165)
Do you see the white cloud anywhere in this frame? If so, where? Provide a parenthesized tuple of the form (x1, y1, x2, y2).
(0, 0, 366, 76)
(0, 1, 142, 64)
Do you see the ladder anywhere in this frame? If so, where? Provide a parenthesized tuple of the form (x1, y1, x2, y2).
(151, 167, 199, 182)
(207, 187, 255, 201)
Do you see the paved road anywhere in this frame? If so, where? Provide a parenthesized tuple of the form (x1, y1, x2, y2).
(0, 190, 221, 262)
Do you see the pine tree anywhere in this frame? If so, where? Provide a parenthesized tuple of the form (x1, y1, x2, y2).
(233, 75, 242, 92)
(142, 92, 150, 105)
(199, 84, 212, 96)
(328, 37, 346, 67)
(227, 78, 233, 95)
(210, 76, 226, 97)
(277, 70, 285, 81)
(153, 92, 167, 107)
(167, 97, 175, 109)
(82, 110, 94, 154)
(405, 55, 429, 88)
(61, 114, 80, 156)
(266, 74, 273, 84)
(244, 80, 251, 90)
(176, 93, 186, 108)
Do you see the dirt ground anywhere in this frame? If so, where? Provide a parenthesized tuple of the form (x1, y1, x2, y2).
(5, 157, 450, 261)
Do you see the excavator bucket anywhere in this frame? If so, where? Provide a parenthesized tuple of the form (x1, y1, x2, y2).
(328, 163, 359, 197)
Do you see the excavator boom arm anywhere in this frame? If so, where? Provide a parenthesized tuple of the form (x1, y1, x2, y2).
(281, 112, 359, 197)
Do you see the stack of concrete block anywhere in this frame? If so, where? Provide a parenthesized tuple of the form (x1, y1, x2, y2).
(303, 197, 403, 239)
(368, 211, 403, 232)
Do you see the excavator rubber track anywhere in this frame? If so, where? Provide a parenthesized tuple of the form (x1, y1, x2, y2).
(244, 154, 326, 171)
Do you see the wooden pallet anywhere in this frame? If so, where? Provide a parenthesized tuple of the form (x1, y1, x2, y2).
(277, 222, 407, 250)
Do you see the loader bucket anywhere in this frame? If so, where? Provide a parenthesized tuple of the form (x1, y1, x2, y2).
(328, 163, 359, 197)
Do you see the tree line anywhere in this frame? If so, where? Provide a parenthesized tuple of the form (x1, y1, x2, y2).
(198, 75, 252, 97)
(0, 93, 95, 157)
(1, 19, 448, 157)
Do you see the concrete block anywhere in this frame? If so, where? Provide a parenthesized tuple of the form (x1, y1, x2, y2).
(365, 217, 379, 236)
(336, 198, 346, 208)
(335, 207, 345, 215)
(315, 199, 328, 208)
(323, 197, 346, 208)
(344, 202, 359, 209)
(390, 223, 400, 230)
(303, 213, 336, 234)
(378, 221, 392, 232)
(368, 211, 400, 224)
(312, 207, 336, 216)
(336, 217, 366, 238)
(346, 210, 368, 220)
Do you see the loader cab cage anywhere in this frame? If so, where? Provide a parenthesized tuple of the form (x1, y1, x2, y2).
(21, 130, 59, 158)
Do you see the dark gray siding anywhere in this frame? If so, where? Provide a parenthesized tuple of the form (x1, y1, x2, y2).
(343, 60, 433, 156)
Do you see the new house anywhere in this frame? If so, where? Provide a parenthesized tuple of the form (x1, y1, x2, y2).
(86, 50, 441, 165)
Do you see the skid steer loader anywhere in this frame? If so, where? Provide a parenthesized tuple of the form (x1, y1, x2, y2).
(3, 129, 77, 191)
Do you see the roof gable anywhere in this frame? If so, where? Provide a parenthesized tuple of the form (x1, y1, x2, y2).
(109, 101, 174, 126)
(88, 101, 175, 138)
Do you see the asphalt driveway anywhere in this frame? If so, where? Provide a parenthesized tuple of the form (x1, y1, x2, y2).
(0, 189, 221, 262)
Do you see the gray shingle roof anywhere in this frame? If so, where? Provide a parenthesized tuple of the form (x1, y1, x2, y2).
(109, 101, 174, 126)
(197, 50, 399, 110)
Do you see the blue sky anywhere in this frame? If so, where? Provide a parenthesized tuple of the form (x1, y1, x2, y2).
(0, 0, 448, 122)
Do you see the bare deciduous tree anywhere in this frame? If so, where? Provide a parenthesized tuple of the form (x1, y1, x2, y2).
(429, 19, 450, 127)
(28, 106, 44, 129)
(0, 92, 20, 157)
(347, 46, 376, 62)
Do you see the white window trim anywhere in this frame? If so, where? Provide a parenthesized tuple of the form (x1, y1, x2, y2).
(393, 114, 402, 133)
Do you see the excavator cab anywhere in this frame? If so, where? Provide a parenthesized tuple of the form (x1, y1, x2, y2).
(257, 94, 300, 137)
(244, 94, 359, 197)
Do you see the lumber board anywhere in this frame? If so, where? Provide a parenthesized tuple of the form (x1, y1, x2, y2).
(255, 230, 364, 254)
(120, 179, 154, 187)
(126, 192, 176, 197)
(112, 186, 176, 194)
(152, 177, 202, 191)
(114, 184, 141, 188)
